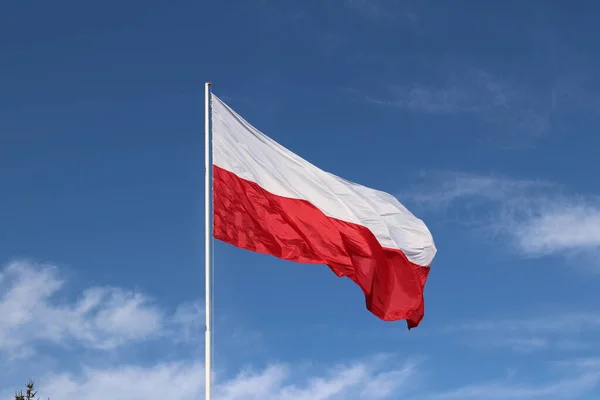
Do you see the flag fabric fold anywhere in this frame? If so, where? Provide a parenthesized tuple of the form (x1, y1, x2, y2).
(211, 94, 437, 328)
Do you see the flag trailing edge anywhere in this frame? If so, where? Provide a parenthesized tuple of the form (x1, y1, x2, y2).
(211, 94, 437, 328)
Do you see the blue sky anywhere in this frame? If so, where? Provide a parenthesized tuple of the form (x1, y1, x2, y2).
(2, 0, 600, 398)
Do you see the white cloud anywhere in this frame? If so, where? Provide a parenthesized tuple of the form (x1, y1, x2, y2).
(450, 312, 600, 335)
(430, 358, 600, 400)
(4, 260, 600, 400)
(514, 204, 600, 256)
(344, 0, 420, 27)
(553, 358, 600, 371)
(0, 260, 424, 400)
(406, 172, 552, 211)
(0, 260, 166, 356)
(3, 357, 420, 400)
(491, 337, 550, 353)
(366, 70, 550, 145)
(431, 373, 600, 400)
(6, 354, 600, 400)
(445, 311, 600, 353)
(406, 172, 600, 261)
(170, 300, 204, 343)
(369, 84, 488, 114)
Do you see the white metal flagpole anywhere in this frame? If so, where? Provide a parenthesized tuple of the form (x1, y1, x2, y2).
(204, 81, 213, 400)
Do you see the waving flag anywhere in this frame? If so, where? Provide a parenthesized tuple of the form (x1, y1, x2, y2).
(211, 94, 437, 328)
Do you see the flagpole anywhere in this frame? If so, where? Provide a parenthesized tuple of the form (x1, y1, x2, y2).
(204, 81, 213, 400)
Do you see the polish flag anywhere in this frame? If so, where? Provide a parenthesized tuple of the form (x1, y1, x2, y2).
(211, 95, 437, 328)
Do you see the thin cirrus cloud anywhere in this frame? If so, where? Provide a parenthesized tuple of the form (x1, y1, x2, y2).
(0, 260, 423, 400)
(344, 0, 420, 27)
(4, 261, 600, 399)
(429, 369, 600, 400)
(2, 356, 421, 400)
(365, 70, 551, 145)
(444, 311, 600, 353)
(404, 172, 600, 261)
(426, 358, 600, 400)
(11, 351, 600, 400)
(8, 355, 600, 400)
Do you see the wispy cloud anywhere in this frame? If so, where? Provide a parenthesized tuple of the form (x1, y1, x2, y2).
(450, 312, 600, 335)
(9, 353, 600, 400)
(445, 311, 600, 353)
(2, 356, 421, 400)
(4, 260, 600, 400)
(406, 172, 600, 262)
(366, 70, 550, 145)
(429, 358, 600, 400)
(0, 260, 423, 399)
(344, 0, 420, 28)
(344, 0, 383, 18)
(0, 260, 187, 357)
(170, 300, 203, 343)
(367, 82, 492, 114)
(432, 374, 600, 400)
